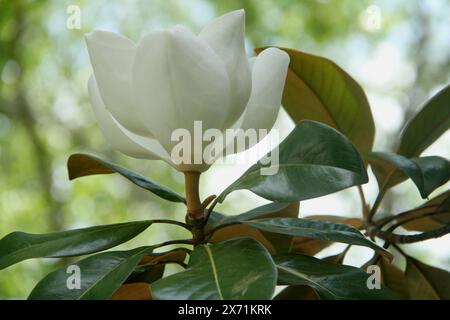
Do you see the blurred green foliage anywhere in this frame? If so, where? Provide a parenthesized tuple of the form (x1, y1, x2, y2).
(0, 0, 449, 298)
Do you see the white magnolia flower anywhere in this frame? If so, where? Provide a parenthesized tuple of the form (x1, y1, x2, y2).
(86, 9, 289, 172)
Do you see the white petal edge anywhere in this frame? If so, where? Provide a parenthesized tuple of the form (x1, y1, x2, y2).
(85, 30, 150, 135)
(199, 9, 251, 128)
(240, 47, 290, 132)
(88, 75, 170, 162)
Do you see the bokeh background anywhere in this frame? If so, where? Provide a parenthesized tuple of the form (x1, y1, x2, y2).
(0, 0, 449, 299)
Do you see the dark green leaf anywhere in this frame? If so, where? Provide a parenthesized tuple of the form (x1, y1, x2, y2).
(207, 203, 299, 254)
(0, 221, 152, 270)
(67, 153, 185, 203)
(218, 120, 368, 203)
(367, 152, 450, 198)
(207, 202, 291, 226)
(275, 254, 395, 300)
(152, 238, 276, 300)
(398, 85, 450, 157)
(244, 218, 391, 259)
(405, 256, 450, 300)
(290, 216, 363, 256)
(255, 47, 375, 152)
(28, 246, 152, 300)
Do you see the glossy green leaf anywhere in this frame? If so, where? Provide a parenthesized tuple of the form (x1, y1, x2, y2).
(207, 202, 292, 226)
(67, 153, 185, 203)
(0, 221, 152, 270)
(152, 238, 276, 300)
(398, 85, 450, 157)
(275, 254, 395, 299)
(290, 216, 363, 256)
(218, 120, 368, 203)
(207, 203, 299, 254)
(28, 246, 152, 300)
(405, 256, 450, 300)
(255, 47, 375, 152)
(244, 217, 391, 259)
(367, 152, 450, 198)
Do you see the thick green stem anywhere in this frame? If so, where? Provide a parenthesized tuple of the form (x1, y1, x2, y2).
(184, 171, 203, 220)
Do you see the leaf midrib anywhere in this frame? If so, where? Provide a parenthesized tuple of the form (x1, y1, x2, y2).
(203, 245, 224, 300)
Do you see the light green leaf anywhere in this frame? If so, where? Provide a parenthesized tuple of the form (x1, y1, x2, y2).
(255, 47, 375, 152)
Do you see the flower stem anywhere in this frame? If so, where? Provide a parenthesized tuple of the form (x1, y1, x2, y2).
(184, 171, 203, 220)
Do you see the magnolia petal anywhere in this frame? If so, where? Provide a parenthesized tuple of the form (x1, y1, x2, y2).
(240, 47, 290, 132)
(85, 31, 149, 135)
(88, 76, 170, 162)
(132, 25, 230, 154)
(199, 9, 251, 128)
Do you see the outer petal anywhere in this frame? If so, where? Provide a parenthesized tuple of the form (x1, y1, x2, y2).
(88, 76, 170, 162)
(85, 31, 149, 135)
(132, 25, 230, 154)
(240, 47, 290, 131)
(199, 9, 251, 128)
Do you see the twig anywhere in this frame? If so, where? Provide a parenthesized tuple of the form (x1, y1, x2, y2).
(374, 205, 440, 229)
(152, 239, 194, 249)
(368, 188, 387, 222)
(368, 224, 450, 244)
(357, 186, 370, 221)
(151, 219, 192, 231)
(203, 197, 220, 225)
(184, 171, 203, 220)
(384, 210, 447, 233)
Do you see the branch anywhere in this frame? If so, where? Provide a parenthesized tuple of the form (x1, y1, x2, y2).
(374, 205, 440, 229)
(184, 171, 203, 220)
(368, 224, 450, 244)
(153, 239, 195, 249)
(357, 186, 370, 221)
(151, 219, 192, 231)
